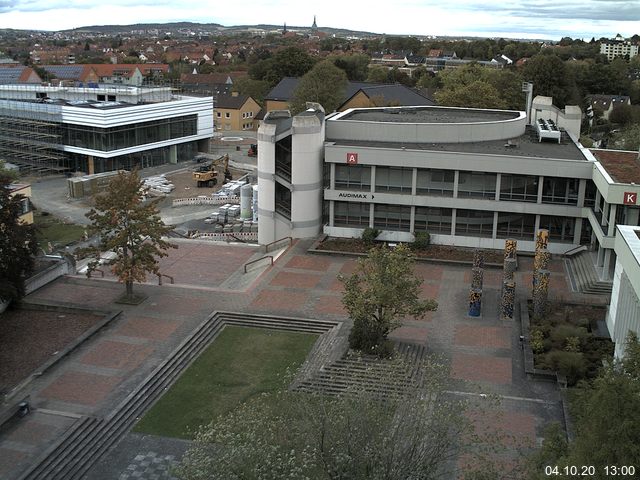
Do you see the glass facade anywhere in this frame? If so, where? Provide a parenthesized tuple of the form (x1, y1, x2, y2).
(496, 212, 536, 239)
(416, 168, 454, 196)
(373, 204, 411, 231)
(457, 171, 497, 199)
(539, 215, 575, 243)
(414, 206, 452, 234)
(334, 201, 370, 227)
(375, 166, 413, 194)
(542, 177, 578, 205)
(500, 174, 539, 202)
(62, 115, 197, 152)
(335, 165, 371, 191)
(455, 209, 495, 237)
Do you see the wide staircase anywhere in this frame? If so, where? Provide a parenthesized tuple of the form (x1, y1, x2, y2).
(17, 312, 339, 480)
(565, 250, 613, 295)
(293, 341, 428, 400)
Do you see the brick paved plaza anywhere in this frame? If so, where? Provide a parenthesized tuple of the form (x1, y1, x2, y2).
(0, 238, 581, 479)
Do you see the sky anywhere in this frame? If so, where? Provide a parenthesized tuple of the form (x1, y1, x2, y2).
(0, 0, 639, 40)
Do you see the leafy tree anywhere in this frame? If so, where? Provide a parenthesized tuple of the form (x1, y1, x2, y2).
(608, 104, 635, 125)
(437, 80, 506, 109)
(249, 46, 315, 86)
(81, 170, 175, 299)
(340, 244, 437, 355)
(290, 60, 348, 114)
(331, 54, 370, 81)
(0, 173, 38, 303)
(523, 54, 571, 107)
(232, 77, 270, 105)
(175, 356, 493, 480)
(610, 124, 640, 151)
(366, 65, 390, 83)
(526, 332, 640, 479)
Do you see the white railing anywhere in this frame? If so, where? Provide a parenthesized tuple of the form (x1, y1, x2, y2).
(172, 195, 240, 207)
(192, 232, 258, 242)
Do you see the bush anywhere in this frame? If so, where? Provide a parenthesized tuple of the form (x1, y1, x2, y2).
(530, 328, 545, 354)
(546, 350, 587, 386)
(412, 231, 430, 250)
(550, 324, 588, 349)
(361, 227, 380, 246)
(564, 336, 581, 352)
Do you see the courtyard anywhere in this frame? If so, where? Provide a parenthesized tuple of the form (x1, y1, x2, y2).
(0, 238, 604, 479)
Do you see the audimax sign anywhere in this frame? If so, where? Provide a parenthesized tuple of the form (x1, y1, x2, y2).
(337, 192, 373, 199)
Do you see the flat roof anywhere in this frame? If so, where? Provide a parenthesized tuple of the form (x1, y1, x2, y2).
(590, 149, 640, 184)
(335, 106, 520, 124)
(328, 131, 587, 161)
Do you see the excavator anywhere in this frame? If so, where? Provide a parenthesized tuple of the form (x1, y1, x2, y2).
(192, 154, 232, 187)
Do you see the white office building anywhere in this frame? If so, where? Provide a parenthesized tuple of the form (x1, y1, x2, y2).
(0, 84, 213, 174)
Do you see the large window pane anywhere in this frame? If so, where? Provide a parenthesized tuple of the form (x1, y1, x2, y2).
(334, 201, 370, 227)
(539, 215, 575, 243)
(416, 168, 454, 197)
(542, 177, 578, 205)
(496, 212, 536, 240)
(335, 165, 371, 191)
(455, 209, 494, 237)
(414, 206, 452, 234)
(458, 171, 496, 199)
(373, 204, 411, 231)
(375, 167, 413, 194)
(500, 174, 538, 202)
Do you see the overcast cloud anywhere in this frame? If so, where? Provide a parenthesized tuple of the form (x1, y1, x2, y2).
(0, 0, 639, 39)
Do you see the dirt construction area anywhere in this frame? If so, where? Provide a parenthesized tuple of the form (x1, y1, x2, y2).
(163, 167, 249, 200)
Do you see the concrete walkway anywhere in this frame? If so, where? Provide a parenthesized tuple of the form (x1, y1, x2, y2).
(0, 239, 590, 479)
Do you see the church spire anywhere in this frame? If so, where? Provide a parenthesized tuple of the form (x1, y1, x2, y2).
(283, 22, 287, 34)
(311, 15, 317, 31)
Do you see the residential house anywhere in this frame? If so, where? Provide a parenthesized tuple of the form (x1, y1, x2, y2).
(40, 65, 99, 85)
(589, 95, 632, 120)
(0, 66, 42, 85)
(215, 92, 261, 131)
(8, 183, 33, 225)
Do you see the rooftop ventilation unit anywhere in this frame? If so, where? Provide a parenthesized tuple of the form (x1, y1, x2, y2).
(535, 118, 561, 144)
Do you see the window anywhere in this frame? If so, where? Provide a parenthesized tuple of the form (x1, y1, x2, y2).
(414, 207, 452, 234)
(216, 112, 221, 118)
(584, 180, 597, 207)
(455, 209, 494, 237)
(496, 212, 536, 240)
(500, 174, 538, 202)
(539, 215, 575, 243)
(20, 198, 30, 215)
(416, 168, 454, 196)
(225, 112, 230, 119)
(375, 166, 413, 194)
(458, 171, 497, 199)
(249, 111, 254, 117)
(542, 177, 578, 205)
(373, 204, 411, 231)
(334, 201, 370, 227)
(97, 94, 106, 101)
(335, 165, 371, 191)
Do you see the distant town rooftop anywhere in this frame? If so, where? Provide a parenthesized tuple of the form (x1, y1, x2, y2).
(591, 149, 640, 184)
(333, 106, 521, 124)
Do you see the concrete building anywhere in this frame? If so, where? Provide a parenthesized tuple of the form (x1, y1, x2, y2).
(214, 92, 261, 131)
(0, 84, 213, 174)
(607, 225, 640, 359)
(8, 182, 33, 224)
(600, 36, 639, 61)
(257, 99, 640, 283)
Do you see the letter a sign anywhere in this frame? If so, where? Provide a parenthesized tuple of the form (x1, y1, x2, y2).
(624, 192, 637, 205)
(346, 152, 358, 165)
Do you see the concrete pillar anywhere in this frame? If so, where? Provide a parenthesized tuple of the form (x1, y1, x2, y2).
(369, 203, 374, 228)
(577, 179, 586, 208)
(411, 168, 417, 196)
(608, 204, 617, 236)
(603, 249, 612, 280)
(87, 155, 94, 175)
(451, 209, 457, 236)
(169, 145, 177, 164)
(410, 206, 416, 233)
(537, 175, 544, 203)
(492, 212, 498, 239)
(495, 173, 501, 201)
(628, 207, 640, 226)
(330, 163, 335, 190)
(370, 165, 376, 193)
(573, 217, 583, 245)
(329, 200, 335, 227)
(453, 170, 460, 198)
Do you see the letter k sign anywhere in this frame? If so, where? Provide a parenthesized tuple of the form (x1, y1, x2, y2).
(624, 192, 637, 205)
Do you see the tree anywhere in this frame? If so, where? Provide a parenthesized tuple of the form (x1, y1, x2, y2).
(249, 46, 315, 86)
(290, 60, 348, 114)
(81, 170, 175, 299)
(0, 173, 38, 303)
(340, 244, 437, 355)
(175, 356, 494, 480)
(331, 53, 370, 81)
(366, 65, 390, 83)
(523, 54, 572, 107)
(526, 332, 640, 479)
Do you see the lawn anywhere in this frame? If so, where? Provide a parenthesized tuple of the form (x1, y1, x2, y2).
(34, 211, 85, 251)
(133, 326, 318, 439)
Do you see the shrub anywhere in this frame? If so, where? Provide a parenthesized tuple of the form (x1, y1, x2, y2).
(546, 350, 587, 386)
(530, 328, 545, 354)
(564, 336, 581, 352)
(361, 227, 380, 246)
(550, 324, 588, 349)
(412, 231, 430, 250)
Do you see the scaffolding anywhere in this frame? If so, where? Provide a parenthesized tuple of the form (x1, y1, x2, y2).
(0, 100, 66, 175)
